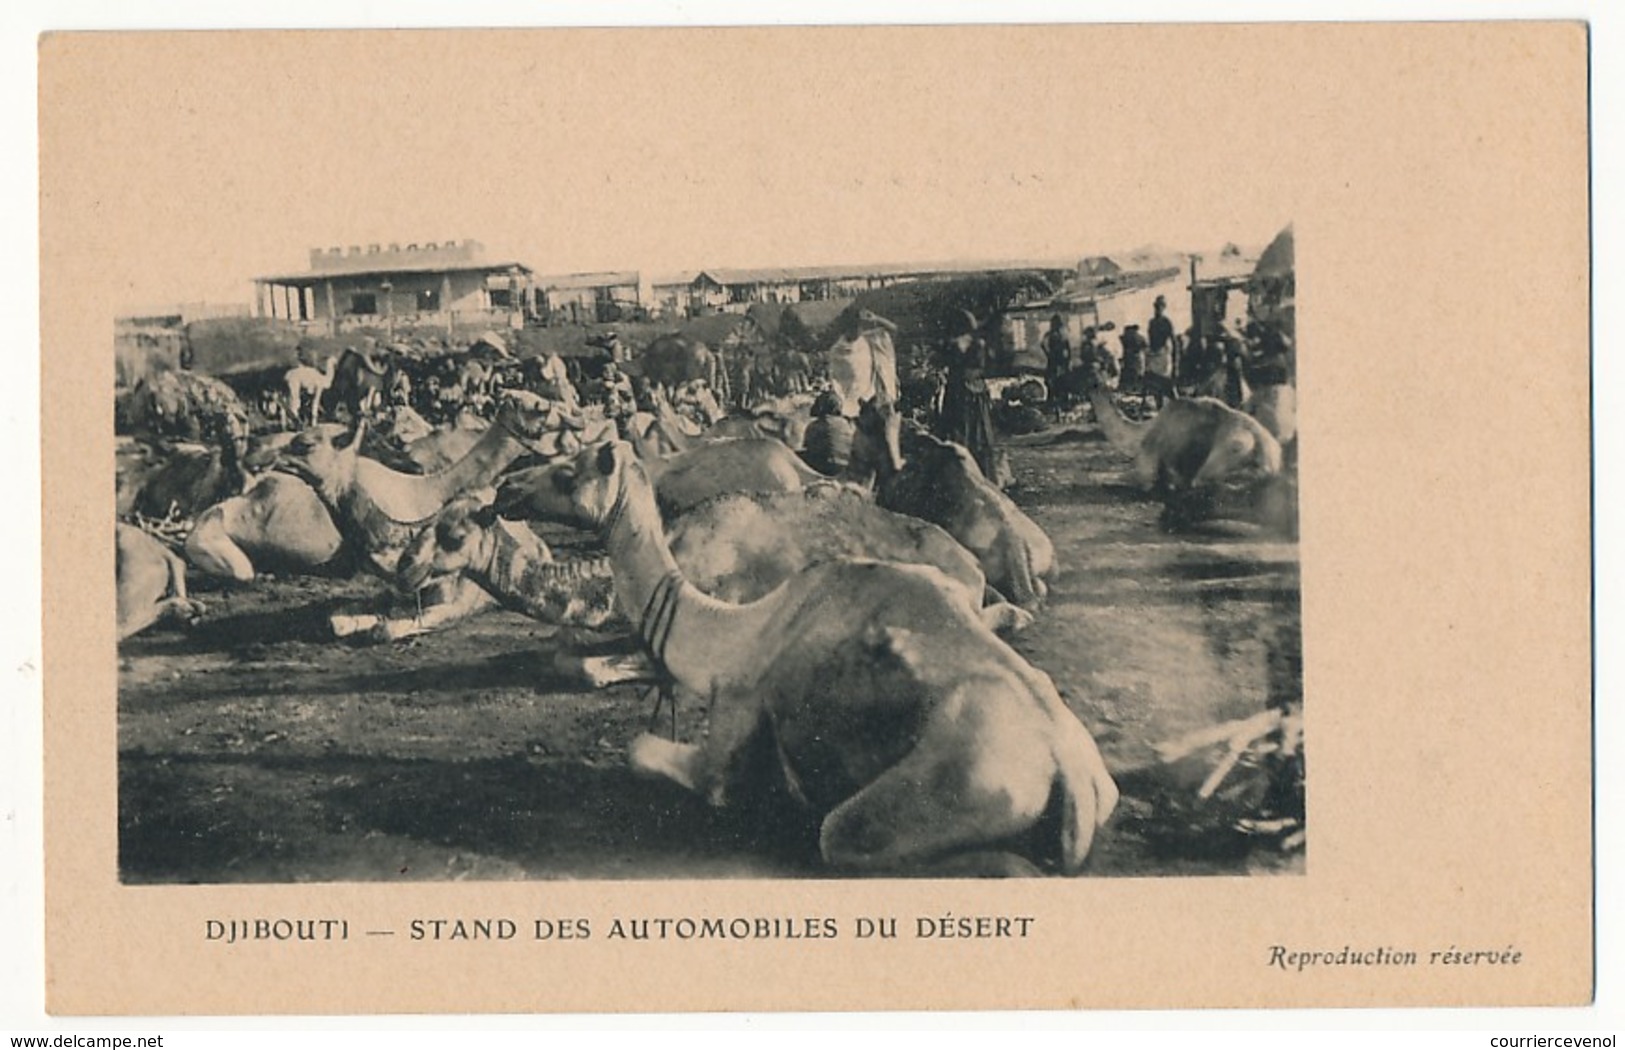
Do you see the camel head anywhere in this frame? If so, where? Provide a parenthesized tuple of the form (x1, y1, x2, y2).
(493, 390, 586, 458)
(396, 489, 501, 592)
(495, 440, 636, 532)
(242, 430, 299, 472)
(206, 407, 251, 465)
(276, 419, 365, 500)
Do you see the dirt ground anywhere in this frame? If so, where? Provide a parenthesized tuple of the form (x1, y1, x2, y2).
(118, 430, 1304, 882)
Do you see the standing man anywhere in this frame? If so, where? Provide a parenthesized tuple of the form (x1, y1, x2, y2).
(1146, 294, 1178, 405)
(828, 307, 900, 416)
(1118, 322, 1145, 393)
(1042, 313, 1072, 406)
(937, 309, 999, 483)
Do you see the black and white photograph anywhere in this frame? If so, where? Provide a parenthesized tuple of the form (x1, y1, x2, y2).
(32, 16, 1593, 1018)
(109, 48, 1301, 885)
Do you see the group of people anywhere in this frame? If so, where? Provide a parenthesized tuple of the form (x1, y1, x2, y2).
(1042, 294, 1183, 411)
(1039, 294, 1293, 414)
(817, 304, 1007, 485)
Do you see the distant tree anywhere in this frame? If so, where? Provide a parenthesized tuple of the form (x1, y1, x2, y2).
(923, 272, 1056, 338)
(776, 308, 817, 354)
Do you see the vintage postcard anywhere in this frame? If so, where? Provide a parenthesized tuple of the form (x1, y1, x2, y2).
(40, 22, 1590, 1014)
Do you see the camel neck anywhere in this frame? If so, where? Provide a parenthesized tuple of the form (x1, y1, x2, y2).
(1089, 386, 1146, 456)
(473, 522, 620, 629)
(600, 463, 754, 695)
(429, 423, 525, 499)
(348, 421, 526, 528)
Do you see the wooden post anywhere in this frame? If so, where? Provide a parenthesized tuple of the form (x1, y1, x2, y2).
(1188, 256, 1199, 340)
(254, 281, 266, 318)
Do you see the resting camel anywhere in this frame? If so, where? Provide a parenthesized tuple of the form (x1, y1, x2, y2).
(376, 468, 1029, 652)
(119, 411, 252, 521)
(493, 441, 1118, 876)
(185, 471, 346, 581)
(274, 391, 584, 576)
(117, 523, 204, 641)
(852, 401, 1056, 612)
(284, 355, 337, 426)
(501, 471, 1031, 630)
(331, 491, 618, 644)
(704, 393, 816, 450)
(364, 406, 489, 475)
(634, 333, 729, 403)
(1082, 363, 1283, 493)
(624, 420, 830, 516)
(357, 492, 629, 654)
(186, 392, 580, 583)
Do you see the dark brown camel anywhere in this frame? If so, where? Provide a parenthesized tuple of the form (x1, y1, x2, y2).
(327, 346, 396, 419)
(631, 333, 729, 404)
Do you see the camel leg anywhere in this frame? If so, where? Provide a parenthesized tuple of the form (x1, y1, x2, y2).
(628, 734, 702, 792)
(629, 686, 766, 807)
(118, 549, 202, 642)
(560, 649, 659, 689)
(1190, 433, 1257, 488)
(152, 596, 205, 631)
(980, 602, 1035, 635)
(160, 544, 205, 625)
(329, 612, 382, 638)
(366, 578, 498, 642)
(184, 506, 256, 581)
(996, 538, 1043, 612)
(1049, 713, 1119, 874)
(818, 702, 1055, 873)
(117, 602, 168, 643)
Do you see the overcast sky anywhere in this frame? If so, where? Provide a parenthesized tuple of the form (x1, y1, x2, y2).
(42, 25, 1301, 313)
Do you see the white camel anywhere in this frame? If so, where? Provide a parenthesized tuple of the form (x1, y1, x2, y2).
(493, 441, 1117, 876)
(1083, 364, 1283, 492)
(284, 355, 337, 427)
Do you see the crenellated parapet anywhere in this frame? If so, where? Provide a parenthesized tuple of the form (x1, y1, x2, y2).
(305, 239, 484, 274)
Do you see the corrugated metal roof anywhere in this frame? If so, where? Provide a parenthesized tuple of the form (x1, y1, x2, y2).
(647, 271, 702, 288)
(535, 271, 642, 290)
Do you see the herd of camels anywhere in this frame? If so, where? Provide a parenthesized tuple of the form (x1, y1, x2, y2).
(117, 333, 1295, 876)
